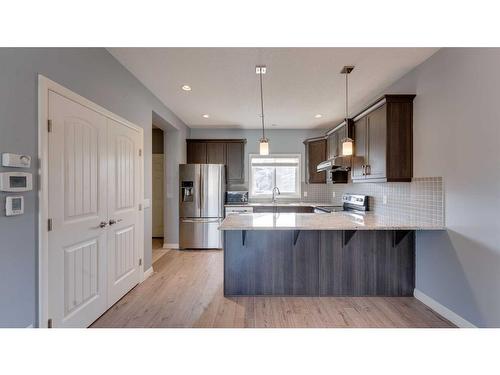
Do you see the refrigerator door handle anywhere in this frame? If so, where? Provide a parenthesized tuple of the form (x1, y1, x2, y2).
(200, 165, 203, 216)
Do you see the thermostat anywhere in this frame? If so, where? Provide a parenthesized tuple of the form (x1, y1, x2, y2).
(0, 172, 33, 192)
(5, 196, 24, 216)
(2, 153, 31, 168)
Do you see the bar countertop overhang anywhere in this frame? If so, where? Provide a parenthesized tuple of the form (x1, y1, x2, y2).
(219, 212, 445, 231)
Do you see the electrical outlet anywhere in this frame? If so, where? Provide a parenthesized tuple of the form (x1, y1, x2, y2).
(383, 195, 387, 204)
(332, 191, 336, 198)
(303, 191, 308, 197)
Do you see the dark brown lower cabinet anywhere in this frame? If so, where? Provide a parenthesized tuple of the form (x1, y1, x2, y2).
(223, 229, 415, 296)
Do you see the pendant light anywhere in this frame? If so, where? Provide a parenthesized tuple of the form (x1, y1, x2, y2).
(341, 66, 354, 156)
(256, 65, 269, 155)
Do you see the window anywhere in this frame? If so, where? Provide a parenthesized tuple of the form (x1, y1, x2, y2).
(249, 154, 301, 199)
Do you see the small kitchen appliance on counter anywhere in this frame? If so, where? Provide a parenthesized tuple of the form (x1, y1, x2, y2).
(225, 191, 249, 205)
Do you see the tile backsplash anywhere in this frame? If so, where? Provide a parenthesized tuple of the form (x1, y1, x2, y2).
(232, 177, 444, 226)
(302, 177, 444, 226)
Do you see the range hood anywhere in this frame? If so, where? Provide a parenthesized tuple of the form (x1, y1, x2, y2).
(317, 155, 352, 172)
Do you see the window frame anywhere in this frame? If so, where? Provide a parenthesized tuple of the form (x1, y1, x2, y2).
(248, 153, 302, 200)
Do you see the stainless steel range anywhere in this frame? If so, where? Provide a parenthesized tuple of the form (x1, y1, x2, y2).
(314, 193, 369, 213)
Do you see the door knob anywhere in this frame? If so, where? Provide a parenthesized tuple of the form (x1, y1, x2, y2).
(99, 221, 108, 228)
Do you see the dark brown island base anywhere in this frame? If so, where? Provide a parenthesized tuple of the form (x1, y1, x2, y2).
(223, 229, 415, 297)
(220, 211, 444, 297)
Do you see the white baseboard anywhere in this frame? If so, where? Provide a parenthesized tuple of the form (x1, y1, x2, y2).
(141, 267, 154, 282)
(163, 243, 178, 249)
(414, 289, 476, 328)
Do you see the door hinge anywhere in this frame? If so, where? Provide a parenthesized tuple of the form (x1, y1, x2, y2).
(139, 149, 142, 157)
(47, 218, 53, 231)
(47, 318, 53, 328)
(138, 204, 142, 211)
(139, 258, 142, 266)
(47, 119, 52, 133)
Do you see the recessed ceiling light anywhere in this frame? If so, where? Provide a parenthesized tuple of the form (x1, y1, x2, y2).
(314, 114, 323, 119)
(202, 114, 210, 119)
(181, 85, 192, 91)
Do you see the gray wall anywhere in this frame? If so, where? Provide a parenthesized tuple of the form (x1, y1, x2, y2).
(379, 48, 500, 327)
(189, 128, 325, 190)
(152, 113, 186, 246)
(0, 48, 188, 327)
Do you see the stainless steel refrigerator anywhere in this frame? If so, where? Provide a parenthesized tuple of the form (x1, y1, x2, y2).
(179, 164, 225, 249)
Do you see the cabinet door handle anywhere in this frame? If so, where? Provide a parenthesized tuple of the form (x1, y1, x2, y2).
(366, 164, 371, 175)
(362, 165, 366, 176)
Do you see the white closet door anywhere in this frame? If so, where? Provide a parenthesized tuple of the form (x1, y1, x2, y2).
(106, 118, 141, 307)
(48, 92, 108, 328)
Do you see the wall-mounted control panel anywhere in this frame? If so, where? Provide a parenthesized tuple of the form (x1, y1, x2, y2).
(2, 153, 31, 168)
(0, 172, 33, 192)
(5, 196, 24, 216)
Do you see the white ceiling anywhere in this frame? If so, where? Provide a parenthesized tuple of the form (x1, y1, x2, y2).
(108, 48, 438, 130)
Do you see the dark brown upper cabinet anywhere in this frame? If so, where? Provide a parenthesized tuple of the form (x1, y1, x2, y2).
(351, 95, 415, 183)
(304, 138, 327, 183)
(225, 142, 245, 183)
(186, 139, 246, 184)
(186, 141, 207, 164)
(206, 142, 225, 164)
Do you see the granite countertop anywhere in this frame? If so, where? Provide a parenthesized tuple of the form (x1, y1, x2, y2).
(219, 212, 445, 231)
(224, 202, 335, 208)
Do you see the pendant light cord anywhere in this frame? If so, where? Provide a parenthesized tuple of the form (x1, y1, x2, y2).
(259, 71, 265, 139)
(345, 70, 348, 120)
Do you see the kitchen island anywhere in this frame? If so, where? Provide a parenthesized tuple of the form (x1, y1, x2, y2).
(219, 212, 444, 297)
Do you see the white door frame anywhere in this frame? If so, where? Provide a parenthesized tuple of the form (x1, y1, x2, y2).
(37, 75, 145, 328)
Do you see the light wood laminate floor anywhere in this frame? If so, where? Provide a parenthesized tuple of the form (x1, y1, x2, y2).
(152, 238, 169, 264)
(91, 249, 455, 328)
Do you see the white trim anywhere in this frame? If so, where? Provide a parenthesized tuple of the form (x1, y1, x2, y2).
(141, 267, 154, 282)
(163, 243, 178, 249)
(414, 289, 476, 328)
(37, 75, 145, 328)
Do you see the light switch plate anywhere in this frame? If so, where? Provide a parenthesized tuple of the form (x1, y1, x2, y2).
(303, 191, 308, 197)
(332, 191, 336, 198)
(143, 198, 151, 208)
(383, 195, 387, 204)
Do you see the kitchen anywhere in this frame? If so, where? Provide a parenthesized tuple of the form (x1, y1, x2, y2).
(182, 88, 440, 300)
(91, 48, 461, 329)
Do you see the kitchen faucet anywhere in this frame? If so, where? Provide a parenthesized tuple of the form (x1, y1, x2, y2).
(272, 186, 281, 203)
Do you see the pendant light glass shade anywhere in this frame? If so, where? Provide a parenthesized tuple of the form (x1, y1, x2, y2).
(342, 137, 353, 156)
(259, 137, 269, 155)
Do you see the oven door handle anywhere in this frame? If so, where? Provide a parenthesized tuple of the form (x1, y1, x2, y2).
(181, 218, 221, 224)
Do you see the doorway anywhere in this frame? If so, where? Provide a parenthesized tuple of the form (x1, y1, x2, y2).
(152, 125, 168, 263)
